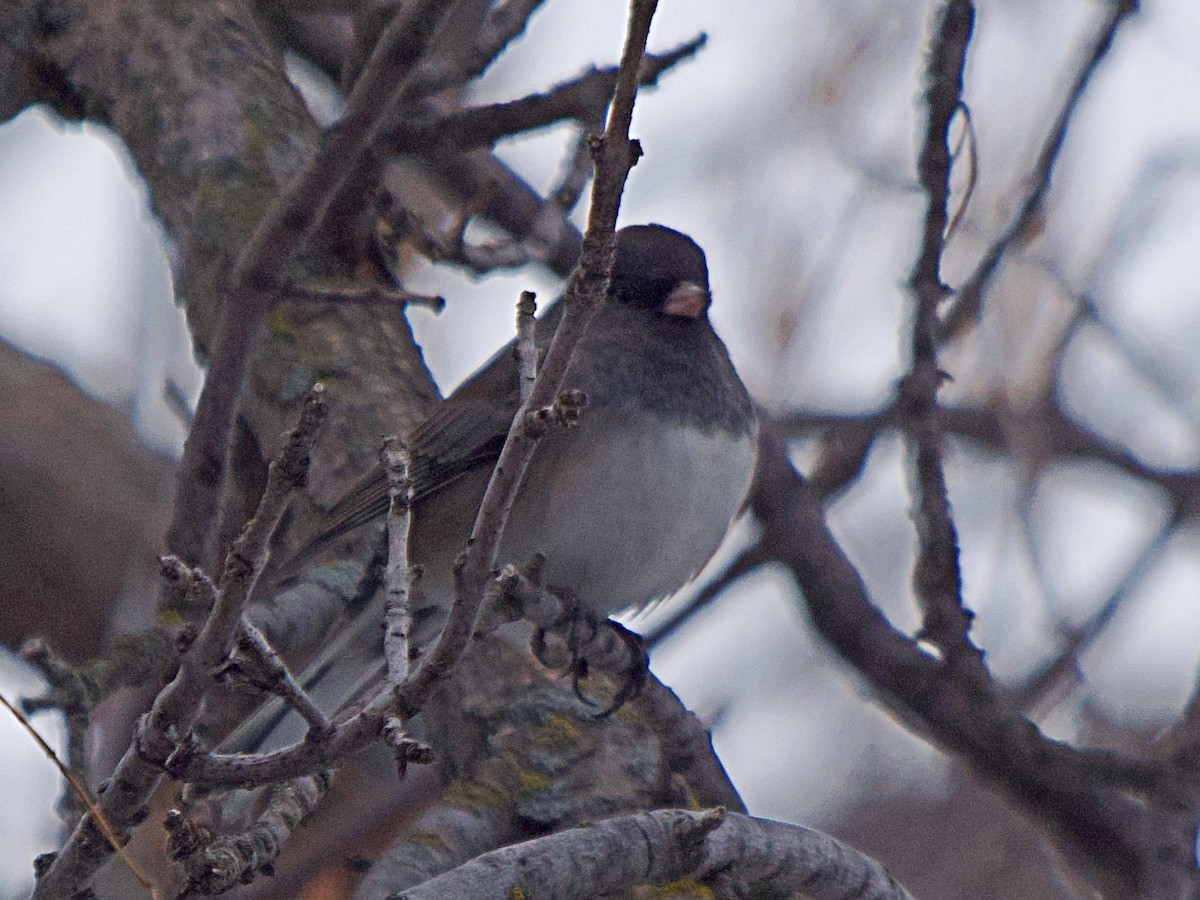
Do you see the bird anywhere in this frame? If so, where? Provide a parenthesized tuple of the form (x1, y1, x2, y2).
(254, 223, 757, 739)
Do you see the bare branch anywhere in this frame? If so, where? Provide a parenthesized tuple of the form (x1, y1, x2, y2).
(643, 542, 769, 651)
(938, 0, 1139, 340)
(33, 388, 326, 898)
(411, 0, 550, 96)
(384, 34, 706, 156)
(285, 277, 446, 312)
(750, 421, 1156, 897)
(169, 773, 332, 896)
(2, 690, 159, 896)
(166, 690, 389, 790)
(549, 126, 598, 214)
(233, 620, 333, 739)
(18, 639, 93, 826)
(903, 0, 985, 672)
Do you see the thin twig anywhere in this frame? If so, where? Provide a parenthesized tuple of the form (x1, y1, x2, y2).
(1, 692, 160, 897)
(303, 0, 464, 252)
(550, 125, 600, 213)
(384, 34, 706, 157)
(19, 638, 93, 826)
(902, 0, 985, 672)
(234, 620, 332, 738)
(644, 543, 769, 651)
(1011, 525, 1171, 712)
(418, 152, 585, 277)
(389, 0, 661, 722)
(167, 680, 394, 790)
(163, 378, 194, 428)
(286, 277, 446, 312)
(33, 388, 326, 899)
(944, 101, 978, 241)
(938, 0, 1139, 340)
(411, 0, 550, 97)
(382, 437, 415, 689)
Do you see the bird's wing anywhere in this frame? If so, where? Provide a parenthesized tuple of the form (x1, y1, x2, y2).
(406, 359, 521, 502)
(311, 298, 567, 542)
(310, 359, 519, 545)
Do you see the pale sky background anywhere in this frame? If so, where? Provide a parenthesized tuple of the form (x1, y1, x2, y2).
(3, 0, 1200, 895)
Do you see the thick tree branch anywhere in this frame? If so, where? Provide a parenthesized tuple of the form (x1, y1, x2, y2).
(168, 0, 453, 570)
(751, 421, 1153, 898)
(398, 808, 915, 900)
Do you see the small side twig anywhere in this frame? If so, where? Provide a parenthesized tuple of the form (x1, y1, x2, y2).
(1, 691, 159, 897)
(382, 437, 416, 689)
(382, 714, 434, 780)
(163, 378, 195, 428)
(384, 34, 706, 157)
(18, 638, 92, 825)
(285, 277, 446, 313)
(644, 542, 769, 651)
(1012, 525, 1171, 713)
(167, 692, 390, 790)
(549, 125, 599, 214)
(233, 621, 332, 739)
(410, 0, 550, 96)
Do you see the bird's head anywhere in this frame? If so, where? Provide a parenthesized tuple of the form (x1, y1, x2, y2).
(609, 224, 711, 320)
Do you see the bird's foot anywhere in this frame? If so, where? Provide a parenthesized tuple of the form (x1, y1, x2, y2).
(530, 600, 648, 718)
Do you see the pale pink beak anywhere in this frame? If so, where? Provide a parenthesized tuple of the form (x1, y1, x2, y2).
(662, 281, 710, 319)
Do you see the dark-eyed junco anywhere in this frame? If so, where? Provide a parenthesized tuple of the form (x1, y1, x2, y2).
(258, 224, 756, 737)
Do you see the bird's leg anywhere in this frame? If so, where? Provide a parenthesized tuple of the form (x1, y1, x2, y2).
(530, 589, 595, 705)
(567, 609, 600, 709)
(526, 589, 647, 716)
(592, 620, 647, 719)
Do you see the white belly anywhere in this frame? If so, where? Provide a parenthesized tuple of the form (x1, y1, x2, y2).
(498, 410, 757, 616)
